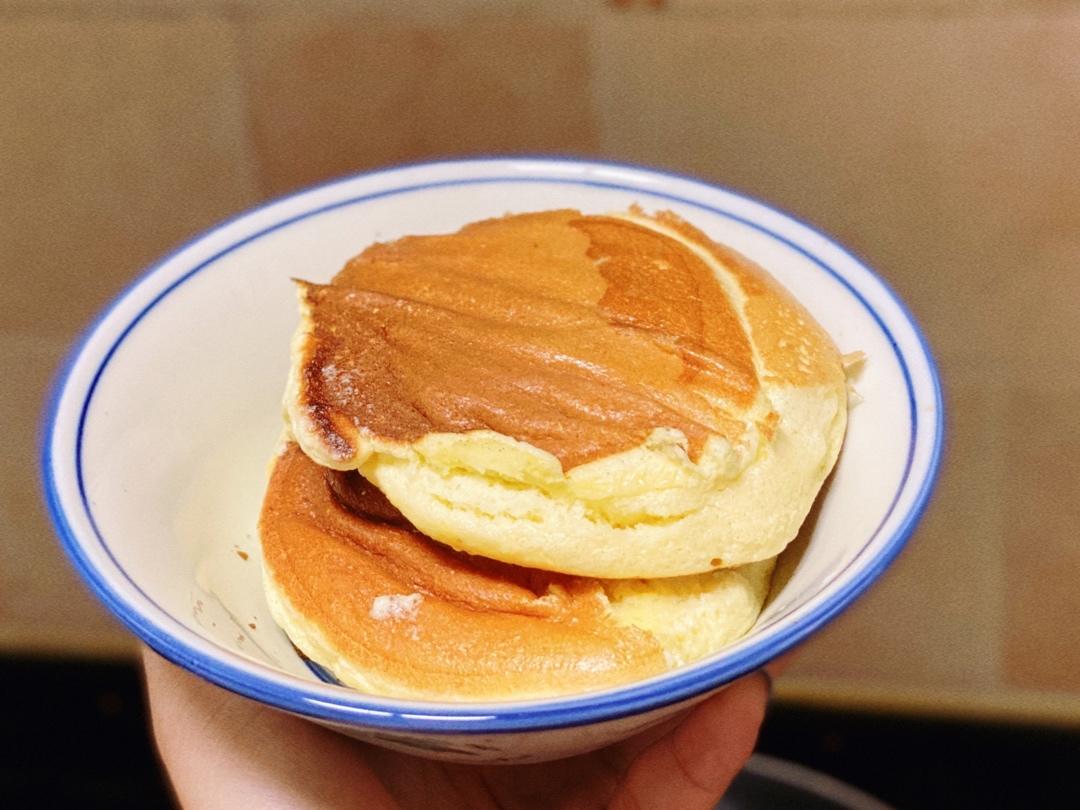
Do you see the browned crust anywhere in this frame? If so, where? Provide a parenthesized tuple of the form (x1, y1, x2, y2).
(293, 209, 779, 470)
(652, 210, 845, 392)
(260, 444, 668, 699)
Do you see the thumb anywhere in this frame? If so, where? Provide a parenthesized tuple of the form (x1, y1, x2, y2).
(608, 671, 769, 810)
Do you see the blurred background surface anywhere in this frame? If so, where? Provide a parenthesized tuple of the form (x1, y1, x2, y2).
(2, 0, 1079, 803)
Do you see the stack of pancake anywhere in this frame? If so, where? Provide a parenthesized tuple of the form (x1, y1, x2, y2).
(257, 208, 848, 701)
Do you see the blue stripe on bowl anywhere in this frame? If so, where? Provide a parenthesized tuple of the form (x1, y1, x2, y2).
(41, 157, 944, 733)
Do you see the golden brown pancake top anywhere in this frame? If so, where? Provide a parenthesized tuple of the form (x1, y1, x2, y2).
(296, 210, 763, 470)
(259, 444, 668, 698)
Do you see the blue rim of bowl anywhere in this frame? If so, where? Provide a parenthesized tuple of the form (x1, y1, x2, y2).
(41, 156, 944, 733)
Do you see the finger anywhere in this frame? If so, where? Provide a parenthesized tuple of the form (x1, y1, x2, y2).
(602, 712, 688, 775)
(765, 649, 799, 679)
(608, 671, 769, 810)
(607, 650, 788, 774)
(141, 647, 397, 810)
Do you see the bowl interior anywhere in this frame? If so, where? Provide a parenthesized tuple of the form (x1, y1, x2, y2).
(45, 159, 941, 729)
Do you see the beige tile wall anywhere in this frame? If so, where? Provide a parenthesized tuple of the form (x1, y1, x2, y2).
(3, 0, 1078, 721)
(1003, 388, 1080, 693)
(239, 14, 598, 196)
(0, 12, 260, 655)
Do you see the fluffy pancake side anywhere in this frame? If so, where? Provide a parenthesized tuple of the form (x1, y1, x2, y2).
(285, 208, 846, 578)
(259, 443, 774, 701)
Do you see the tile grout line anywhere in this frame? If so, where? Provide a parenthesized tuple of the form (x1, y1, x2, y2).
(218, 8, 266, 205)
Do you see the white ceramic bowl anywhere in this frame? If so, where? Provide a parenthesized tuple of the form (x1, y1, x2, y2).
(42, 158, 943, 763)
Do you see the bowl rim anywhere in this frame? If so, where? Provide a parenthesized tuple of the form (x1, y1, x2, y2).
(41, 156, 944, 733)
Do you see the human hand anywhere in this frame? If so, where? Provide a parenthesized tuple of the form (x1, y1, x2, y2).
(143, 647, 780, 809)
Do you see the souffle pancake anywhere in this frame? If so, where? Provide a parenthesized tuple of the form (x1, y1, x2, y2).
(284, 208, 847, 578)
(260, 443, 774, 700)
(258, 207, 848, 700)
